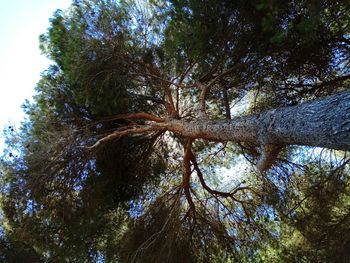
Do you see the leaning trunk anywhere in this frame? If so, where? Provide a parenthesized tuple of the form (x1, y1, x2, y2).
(167, 91, 350, 151)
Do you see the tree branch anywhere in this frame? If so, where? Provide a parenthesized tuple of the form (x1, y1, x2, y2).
(197, 81, 209, 118)
(164, 91, 350, 152)
(189, 149, 253, 201)
(135, 59, 178, 117)
(99, 112, 165, 123)
(256, 144, 283, 172)
(87, 125, 164, 152)
(183, 139, 196, 213)
(222, 86, 231, 120)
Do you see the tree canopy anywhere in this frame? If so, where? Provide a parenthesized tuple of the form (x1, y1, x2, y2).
(1, 0, 350, 262)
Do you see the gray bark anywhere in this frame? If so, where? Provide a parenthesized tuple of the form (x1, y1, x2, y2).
(166, 91, 350, 151)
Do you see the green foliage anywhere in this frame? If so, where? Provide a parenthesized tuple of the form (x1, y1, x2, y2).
(251, 152, 350, 263)
(1, 1, 167, 261)
(0, 237, 42, 263)
(39, 5, 132, 116)
(1, 0, 349, 262)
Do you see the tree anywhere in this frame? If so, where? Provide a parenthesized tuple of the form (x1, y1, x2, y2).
(1, 0, 349, 262)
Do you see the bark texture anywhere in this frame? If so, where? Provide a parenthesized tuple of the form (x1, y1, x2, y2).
(166, 91, 350, 151)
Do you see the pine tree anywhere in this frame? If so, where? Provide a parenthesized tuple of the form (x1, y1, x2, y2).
(1, 0, 349, 261)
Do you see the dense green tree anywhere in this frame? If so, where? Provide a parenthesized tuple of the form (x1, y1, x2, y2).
(1, 0, 349, 262)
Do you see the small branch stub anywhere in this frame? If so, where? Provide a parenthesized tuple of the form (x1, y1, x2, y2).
(256, 144, 283, 172)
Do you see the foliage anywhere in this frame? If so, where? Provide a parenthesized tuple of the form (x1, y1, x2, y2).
(1, 0, 350, 262)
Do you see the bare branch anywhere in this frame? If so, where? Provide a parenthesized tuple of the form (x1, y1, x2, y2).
(189, 149, 251, 201)
(222, 86, 231, 120)
(132, 188, 182, 263)
(197, 81, 209, 118)
(177, 61, 197, 85)
(87, 125, 164, 152)
(134, 59, 178, 117)
(195, 62, 248, 119)
(175, 61, 198, 114)
(205, 61, 249, 89)
(99, 112, 165, 123)
(183, 139, 196, 213)
(284, 74, 350, 95)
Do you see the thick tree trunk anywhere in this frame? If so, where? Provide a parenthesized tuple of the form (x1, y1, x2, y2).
(166, 91, 350, 151)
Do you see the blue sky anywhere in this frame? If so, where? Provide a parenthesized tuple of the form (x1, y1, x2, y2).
(0, 0, 72, 151)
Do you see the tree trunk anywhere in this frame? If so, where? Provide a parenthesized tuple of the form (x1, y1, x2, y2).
(166, 91, 350, 151)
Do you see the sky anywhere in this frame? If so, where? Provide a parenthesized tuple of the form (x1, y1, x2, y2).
(0, 0, 72, 152)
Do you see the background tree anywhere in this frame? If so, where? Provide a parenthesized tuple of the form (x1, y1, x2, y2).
(0, 0, 349, 262)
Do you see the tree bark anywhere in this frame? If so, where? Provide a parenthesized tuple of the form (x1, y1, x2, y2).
(222, 86, 231, 120)
(166, 91, 350, 151)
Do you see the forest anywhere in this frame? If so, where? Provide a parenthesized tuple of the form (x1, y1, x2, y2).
(0, 0, 349, 262)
